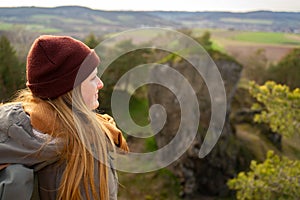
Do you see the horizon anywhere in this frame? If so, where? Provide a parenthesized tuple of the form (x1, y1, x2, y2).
(1, 5, 300, 13)
(1, 0, 300, 12)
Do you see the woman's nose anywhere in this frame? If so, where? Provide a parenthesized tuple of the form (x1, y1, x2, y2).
(97, 78, 104, 89)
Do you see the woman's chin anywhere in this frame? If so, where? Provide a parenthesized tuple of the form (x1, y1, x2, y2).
(92, 101, 99, 110)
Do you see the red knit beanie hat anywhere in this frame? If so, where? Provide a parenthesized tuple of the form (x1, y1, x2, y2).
(26, 35, 100, 99)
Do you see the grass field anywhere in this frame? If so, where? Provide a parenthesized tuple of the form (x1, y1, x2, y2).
(0, 22, 61, 33)
(233, 31, 300, 45)
(202, 29, 300, 46)
(198, 29, 300, 65)
(0, 22, 14, 31)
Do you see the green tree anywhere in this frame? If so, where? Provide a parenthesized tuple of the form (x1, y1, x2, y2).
(84, 33, 102, 49)
(0, 35, 25, 101)
(228, 151, 300, 200)
(178, 29, 213, 51)
(195, 31, 212, 50)
(249, 81, 300, 137)
(268, 48, 300, 89)
(228, 81, 300, 199)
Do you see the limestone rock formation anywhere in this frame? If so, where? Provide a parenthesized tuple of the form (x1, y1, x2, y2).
(148, 56, 247, 198)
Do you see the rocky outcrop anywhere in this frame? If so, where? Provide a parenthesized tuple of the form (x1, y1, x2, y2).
(148, 56, 249, 198)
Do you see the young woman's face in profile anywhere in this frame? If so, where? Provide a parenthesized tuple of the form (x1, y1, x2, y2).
(81, 68, 103, 110)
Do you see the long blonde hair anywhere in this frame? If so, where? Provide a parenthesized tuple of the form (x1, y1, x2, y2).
(14, 87, 110, 200)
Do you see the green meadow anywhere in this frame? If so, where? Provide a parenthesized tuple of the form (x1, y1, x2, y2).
(0, 22, 61, 33)
(233, 31, 300, 45)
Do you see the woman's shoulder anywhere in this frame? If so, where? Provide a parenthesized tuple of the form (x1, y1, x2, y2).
(0, 102, 23, 110)
(0, 101, 60, 168)
(0, 102, 28, 127)
(0, 102, 32, 141)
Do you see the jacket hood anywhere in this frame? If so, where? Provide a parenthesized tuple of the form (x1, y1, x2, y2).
(0, 103, 60, 171)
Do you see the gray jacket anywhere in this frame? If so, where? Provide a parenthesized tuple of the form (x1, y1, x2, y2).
(0, 103, 118, 200)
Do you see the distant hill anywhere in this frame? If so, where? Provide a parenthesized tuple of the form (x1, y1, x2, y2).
(0, 6, 299, 36)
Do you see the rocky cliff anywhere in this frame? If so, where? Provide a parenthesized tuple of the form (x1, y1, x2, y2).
(148, 55, 251, 198)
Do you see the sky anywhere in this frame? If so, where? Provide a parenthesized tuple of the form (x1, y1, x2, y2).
(0, 0, 300, 12)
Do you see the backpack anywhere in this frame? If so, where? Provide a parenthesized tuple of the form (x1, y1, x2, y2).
(0, 164, 39, 200)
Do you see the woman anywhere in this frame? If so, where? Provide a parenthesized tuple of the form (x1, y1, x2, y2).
(0, 35, 129, 200)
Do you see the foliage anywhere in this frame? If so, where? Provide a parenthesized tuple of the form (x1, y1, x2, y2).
(177, 29, 237, 63)
(98, 39, 151, 114)
(129, 95, 149, 126)
(145, 136, 158, 152)
(0, 35, 25, 101)
(178, 29, 213, 50)
(228, 81, 300, 199)
(228, 151, 300, 200)
(84, 33, 102, 49)
(195, 31, 239, 63)
(194, 31, 213, 50)
(118, 168, 181, 200)
(268, 48, 300, 89)
(249, 81, 300, 137)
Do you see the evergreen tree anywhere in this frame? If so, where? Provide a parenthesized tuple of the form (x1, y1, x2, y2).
(0, 35, 25, 102)
(84, 33, 101, 49)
